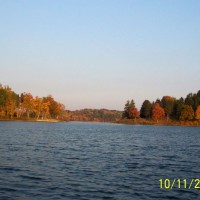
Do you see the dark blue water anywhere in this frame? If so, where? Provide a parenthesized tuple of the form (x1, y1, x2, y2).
(0, 122, 200, 200)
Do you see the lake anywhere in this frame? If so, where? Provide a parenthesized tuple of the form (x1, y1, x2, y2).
(0, 121, 199, 200)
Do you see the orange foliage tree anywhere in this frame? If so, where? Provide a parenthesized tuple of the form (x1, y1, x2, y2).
(195, 105, 200, 121)
(128, 107, 140, 120)
(151, 103, 165, 122)
(16, 103, 25, 118)
(41, 101, 50, 119)
(33, 96, 42, 119)
(43, 95, 65, 119)
(22, 93, 34, 119)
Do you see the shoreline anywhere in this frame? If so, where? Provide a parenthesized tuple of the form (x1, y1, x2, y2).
(0, 118, 200, 127)
(0, 119, 67, 123)
(115, 119, 200, 127)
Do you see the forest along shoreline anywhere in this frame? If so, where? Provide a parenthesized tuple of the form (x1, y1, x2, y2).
(116, 119, 200, 127)
(0, 118, 200, 127)
(0, 83, 200, 126)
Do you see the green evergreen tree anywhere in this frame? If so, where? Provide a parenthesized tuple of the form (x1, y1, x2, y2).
(173, 97, 184, 119)
(129, 99, 135, 108)
(122, 100, 130, 119)
(155, 98, 161, 105)
(197, 90, 200, 98)
(185, 93, 197, 111)
(140, 100, 152, 119)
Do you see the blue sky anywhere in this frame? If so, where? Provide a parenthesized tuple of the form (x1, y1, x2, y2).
(0, 0, 200, 110)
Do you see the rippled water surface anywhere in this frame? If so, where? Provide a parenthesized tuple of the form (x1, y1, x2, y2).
(0, 121, 200, 200)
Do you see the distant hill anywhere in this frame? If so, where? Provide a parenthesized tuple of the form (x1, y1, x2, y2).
(65, 109, 122, 122)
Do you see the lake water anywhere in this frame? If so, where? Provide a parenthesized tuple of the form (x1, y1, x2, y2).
(0, 122, 200, 200)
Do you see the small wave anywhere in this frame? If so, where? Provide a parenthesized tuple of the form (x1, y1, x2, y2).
(0, 166, 21, 171)
(20, 175, 44, 181)
(0, 187, 18, 192)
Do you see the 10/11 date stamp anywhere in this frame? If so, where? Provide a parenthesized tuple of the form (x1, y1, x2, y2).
(159, 179, 200, 190)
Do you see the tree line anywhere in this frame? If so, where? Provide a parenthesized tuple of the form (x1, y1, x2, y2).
(0, 83, 65, 120)
(65, 109, 122, 122)
(1, 82, 200, 123)
(122, 90, 200, 122)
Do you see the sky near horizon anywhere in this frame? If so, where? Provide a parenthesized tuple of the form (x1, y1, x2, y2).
(0, 0, 200, 111)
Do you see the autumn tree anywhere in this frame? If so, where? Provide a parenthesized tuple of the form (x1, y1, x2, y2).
(21, 93, 34, 118)
(33, 96, 42, 119)
(16, 103, 25, 118)
(129, 107, 140, 120)
(151, 103, 165, 122)
(6, 97, 16, 119)
(41, 101, 50, 119)
(179, 105, 194, 121)
(43, 95, 65, 119)
(140, 100, 152, 119)
(195, 105, 200, 121)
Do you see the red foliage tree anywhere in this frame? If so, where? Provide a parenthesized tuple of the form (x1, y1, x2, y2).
(151, 103, 165, 122)
(128, 107, 140, 120)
